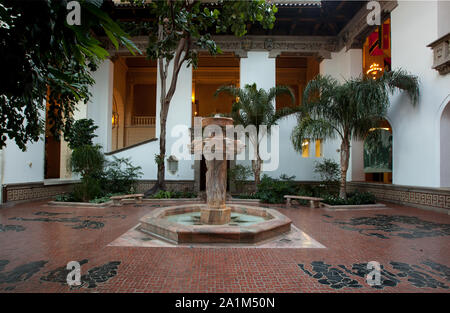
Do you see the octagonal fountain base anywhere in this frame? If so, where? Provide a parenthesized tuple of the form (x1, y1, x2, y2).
(137, 204, 291, 244)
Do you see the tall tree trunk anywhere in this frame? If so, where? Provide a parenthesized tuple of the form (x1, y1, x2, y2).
(157, 105, 167, 190)
(146, 36, 189, 196)
(252, 141, 261, 190)
(339, 138, 350, 199)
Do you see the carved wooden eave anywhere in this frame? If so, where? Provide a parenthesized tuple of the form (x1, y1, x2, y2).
(211, 35, 337, 59)
(427, 33, 450, 75)
(337, 0, 398, 51)
(101, 1, 399, 61)
(103, 35, 338, 60)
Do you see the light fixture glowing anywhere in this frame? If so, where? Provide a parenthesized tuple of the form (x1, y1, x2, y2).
(112, 112, 119, 127)
(366, 63, 383, 78)
(369, 127, 390, 132)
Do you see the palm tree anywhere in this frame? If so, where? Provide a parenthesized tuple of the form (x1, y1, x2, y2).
(215, 83, 296, 190)
(291, 70, 419, 199)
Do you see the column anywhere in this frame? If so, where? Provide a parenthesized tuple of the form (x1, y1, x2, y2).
(87, 59, 114, 152)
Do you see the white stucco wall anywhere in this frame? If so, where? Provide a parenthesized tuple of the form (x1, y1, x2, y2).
(88, 60, 114, 152)
(438, 0, 450, 38)
(389, 0, 450, 187)
(1, 103, 46, 187)
(319, 48, 364, 181)
(2, 136, 45, 185)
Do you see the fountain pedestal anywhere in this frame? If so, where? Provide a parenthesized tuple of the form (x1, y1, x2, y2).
(137, 116, 292, 244)
(201, 159, 230, 224)
(198, 117, 240, 225)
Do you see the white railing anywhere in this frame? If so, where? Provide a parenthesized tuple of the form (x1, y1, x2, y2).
(132, 115, 156, 126)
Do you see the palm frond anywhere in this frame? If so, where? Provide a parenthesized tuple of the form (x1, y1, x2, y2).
(380, 69, 420, 105)
(291, 118, 338, 152)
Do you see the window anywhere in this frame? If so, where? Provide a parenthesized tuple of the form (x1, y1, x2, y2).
(301, 139, 310, 158)
(315, 139, 323, 157)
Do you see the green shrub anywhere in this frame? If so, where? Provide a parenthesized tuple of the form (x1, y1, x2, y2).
(101, 156, 143, 194)
(70, 144, 104, 177)
(322, 191, 376, 205)
(255, 174, 298, 203)
(64, 119, 98, 150)
(88, 193, 124, 204)
(70, 144, 104, 201)
(73, 175, 102, 202)
(314, 158, 340, 193)
(55, 193, 77, 202)
(228, 164, 252, 192)
(313, 158, 340, 183)
(150, 190, 197, 199)
(66, 119, 104, 202)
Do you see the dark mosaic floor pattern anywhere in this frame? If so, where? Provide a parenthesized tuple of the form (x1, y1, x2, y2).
(0, 200, 449, 293)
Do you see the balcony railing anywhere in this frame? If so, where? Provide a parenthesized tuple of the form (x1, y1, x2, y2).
(132, 115, 156, 126)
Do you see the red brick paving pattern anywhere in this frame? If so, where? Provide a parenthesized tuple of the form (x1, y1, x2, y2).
(0, 200, 449, 293)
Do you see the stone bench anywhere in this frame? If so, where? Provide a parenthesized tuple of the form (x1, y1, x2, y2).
(110, 194, 144, 206)
(284, 195, 324, 209)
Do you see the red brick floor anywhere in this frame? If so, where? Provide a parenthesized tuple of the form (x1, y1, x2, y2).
(0, 200, 449, 293)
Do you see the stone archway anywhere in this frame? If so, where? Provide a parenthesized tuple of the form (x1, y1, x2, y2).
(440, 102, 450, 187)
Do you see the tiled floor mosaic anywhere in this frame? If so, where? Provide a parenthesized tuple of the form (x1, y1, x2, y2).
(0, 200, 449, 293)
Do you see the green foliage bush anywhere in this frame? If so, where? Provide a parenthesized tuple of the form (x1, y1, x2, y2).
(62, 120, 143, 202)
(228, 164, 252, 192)
(64, 119, 98, 150)
(100, 156, 143, 195)
(70, 144, 105, 177)
(73, 175, 102, 202)
(250, 172, 376, 206)
(150, 190, 197, 199)
(88, 193, 124, 204)
(55, 193, 77, 202)
(70, 142, 104, 202)
(322, 191, 376, 205)
(255, 174, 298, 203)
(314, 158, 340, 184)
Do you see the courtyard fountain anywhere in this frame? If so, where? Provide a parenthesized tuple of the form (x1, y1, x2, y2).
(138, 116, 291, 244)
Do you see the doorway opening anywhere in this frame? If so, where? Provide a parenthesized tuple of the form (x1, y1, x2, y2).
(44, 100, 61, 179)
(364, 120, 393, 184)
(193, 52, 240, 191)
(111, 56, 157, 151)
(441, 101, 450, 187)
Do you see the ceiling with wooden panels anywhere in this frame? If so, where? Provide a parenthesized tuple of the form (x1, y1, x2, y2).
(104, 0, 367, 37)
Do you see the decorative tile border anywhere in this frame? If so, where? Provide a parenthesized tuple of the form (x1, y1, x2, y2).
(348, 182, 450, 213)
(1, 180, 195, 204)
(3, 179, 449, 215)
(2, 182, 75, 203)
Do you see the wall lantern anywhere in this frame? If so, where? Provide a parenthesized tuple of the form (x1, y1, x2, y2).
(167, 155, 179, 175)
(112, 112, 119, 127)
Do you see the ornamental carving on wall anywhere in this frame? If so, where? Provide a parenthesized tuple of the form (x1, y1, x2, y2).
(428, 33, 450, 75)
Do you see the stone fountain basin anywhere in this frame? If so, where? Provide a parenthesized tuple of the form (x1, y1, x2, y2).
(138, 204, 292, 244)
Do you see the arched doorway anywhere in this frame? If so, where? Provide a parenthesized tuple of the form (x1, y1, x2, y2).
(364, 120, 393, 183)
(441, 102, 450, 187)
